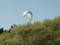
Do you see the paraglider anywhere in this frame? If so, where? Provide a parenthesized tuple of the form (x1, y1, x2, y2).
(22, 10, 33, 20)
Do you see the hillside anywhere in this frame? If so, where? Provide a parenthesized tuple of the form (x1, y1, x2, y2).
(0, 16, 60, 45)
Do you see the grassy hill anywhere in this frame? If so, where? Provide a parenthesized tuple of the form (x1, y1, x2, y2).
(0, 16, 60, 45)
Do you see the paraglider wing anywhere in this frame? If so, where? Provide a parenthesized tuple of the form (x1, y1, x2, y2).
(22, 10, 28, 17)
(26, 11, 32, 20)
(22, 10, 32, 20)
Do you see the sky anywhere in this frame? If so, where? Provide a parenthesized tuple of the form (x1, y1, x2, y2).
(0, 0, 60, 29)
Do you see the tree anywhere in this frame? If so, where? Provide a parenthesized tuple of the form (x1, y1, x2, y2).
(0, 27, 4, 33)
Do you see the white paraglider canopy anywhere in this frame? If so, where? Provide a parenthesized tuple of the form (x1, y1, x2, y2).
(22, 10, 32, 20)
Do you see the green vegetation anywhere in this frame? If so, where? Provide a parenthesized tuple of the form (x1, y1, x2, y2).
(0, 16, 60, 45)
